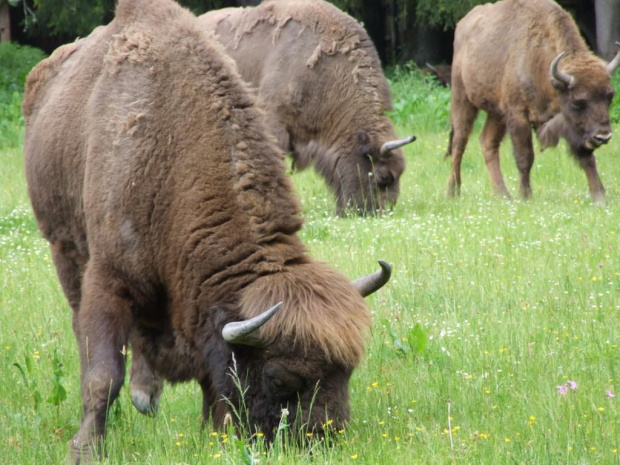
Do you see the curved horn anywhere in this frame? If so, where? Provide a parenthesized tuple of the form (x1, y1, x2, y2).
(549, 52, 574, 88)
(425, 62, 438, 74)
(222, 302, 282, 346)
(380, 135, 416, 157)
(606, 42, 620, 74)
(352, 260, 392, 298)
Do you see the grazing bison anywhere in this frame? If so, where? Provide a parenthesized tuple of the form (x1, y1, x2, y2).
(447, 0, 620, 202)
(23, 0, 391, 461)
(200, 0, 415, 216)
(423, 63, 452, 88)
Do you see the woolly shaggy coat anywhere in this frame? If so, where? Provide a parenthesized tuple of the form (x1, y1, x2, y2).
(200, 0, 408, 216)
(23, 0, 371, 460)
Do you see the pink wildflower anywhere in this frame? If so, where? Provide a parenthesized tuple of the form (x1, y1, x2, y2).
(606, 390, 615, 398)
(566, 380, 578, 391)
(557, 385, 568, 395)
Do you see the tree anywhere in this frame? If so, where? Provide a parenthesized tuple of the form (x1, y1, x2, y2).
(595, 0, 620, 60)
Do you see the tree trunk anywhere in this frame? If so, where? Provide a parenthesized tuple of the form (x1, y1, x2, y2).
(1, 2, 11, 42)
(595, 0, 620, 60)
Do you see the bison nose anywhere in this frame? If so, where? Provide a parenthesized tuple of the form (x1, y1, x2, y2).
(594, 132, 612, 145)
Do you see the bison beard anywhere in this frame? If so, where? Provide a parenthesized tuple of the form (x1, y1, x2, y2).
(447, 0, 619, 203)
(22, 0, 393, 462)
(199, 0, 415, 216)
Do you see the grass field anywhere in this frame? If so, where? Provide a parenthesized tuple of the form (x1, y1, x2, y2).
(1, 64, 620, 464)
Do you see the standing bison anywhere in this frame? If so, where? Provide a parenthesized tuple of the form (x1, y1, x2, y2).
(200, 0, 415, 216)
(447, 0, 620, 202)
(23, 0, 391, 462)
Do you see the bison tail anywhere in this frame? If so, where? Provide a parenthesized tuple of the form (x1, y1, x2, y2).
(444, 127, 454, 159)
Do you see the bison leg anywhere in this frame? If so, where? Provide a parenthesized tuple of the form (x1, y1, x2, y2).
(70, 264, 132, 464)
(129, 345, 163, 416)
(200, 379, 230, 429)
(447, 84, 478, 196)
(480, 113, 510, 197)
(577, 154, 606, 204)
(49, 240, 87, 342)
(507, 117, 535, 199)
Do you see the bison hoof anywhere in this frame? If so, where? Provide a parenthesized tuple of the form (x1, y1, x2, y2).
(131, 381, 163, 417)
(68, 434, 98, 465)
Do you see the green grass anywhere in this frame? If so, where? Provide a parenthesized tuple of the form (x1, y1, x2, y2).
(1, 65, 620, 464)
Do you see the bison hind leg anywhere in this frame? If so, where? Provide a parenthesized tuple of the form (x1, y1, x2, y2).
(130, 346, 163, 417)
(447, 83, 478, 196)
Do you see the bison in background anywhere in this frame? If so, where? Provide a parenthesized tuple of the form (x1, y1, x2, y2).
(447, 0, 620, 202)
(200, 0, 415, 216)
(23, 0, 392, 462)
(423, 63, 452, 88)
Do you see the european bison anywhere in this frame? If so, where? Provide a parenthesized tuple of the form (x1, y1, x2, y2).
(200, 0, 415, 216)
(23, 0, 391, 461)
(447, 0, 620, 202)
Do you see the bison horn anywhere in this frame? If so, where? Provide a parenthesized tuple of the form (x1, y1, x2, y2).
(352, 260, 392, 297)
(549, 52, 575, 88)
(606, 42, 620, 74)
(379, 135, 416, 157)
(222, 302, 282, 346)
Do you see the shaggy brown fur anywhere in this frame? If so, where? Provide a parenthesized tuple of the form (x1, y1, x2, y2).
(200, 0, 408, 216)
(23, 0, 373, 461)
(447, 0, 617, 203)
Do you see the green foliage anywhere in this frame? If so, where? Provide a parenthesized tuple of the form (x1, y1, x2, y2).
(610, 72, 620, 125)
(26, 0, 113, 37)
(0, 42, 45, 147)
(0, 42, 46, 93)
(46, 348, 67, 407)
(414, 0, 498, 30)
(388, 62, 451, 134)
(382, 319, 429, 358)
(13, 352, 43, 412)
(17, 0, 242, 38)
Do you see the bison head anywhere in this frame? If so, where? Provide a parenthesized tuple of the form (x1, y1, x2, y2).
(540, 47, 619, 156)
(208, 261, 391, 442)
(332, 131, 414, 217)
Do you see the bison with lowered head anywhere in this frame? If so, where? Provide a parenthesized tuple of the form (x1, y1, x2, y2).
(447, 0, 620, 202)
(200, 0, 415, 216)
(23, 0, 391, 461)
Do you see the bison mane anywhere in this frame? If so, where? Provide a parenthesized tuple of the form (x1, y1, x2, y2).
(240, 261, 371, 368)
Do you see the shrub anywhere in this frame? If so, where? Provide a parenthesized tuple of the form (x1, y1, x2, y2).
(610, 72, 620, 125)
(0, 42, 46, 147)
(0, 42, 46, 95)
(388, 63, 452, 135)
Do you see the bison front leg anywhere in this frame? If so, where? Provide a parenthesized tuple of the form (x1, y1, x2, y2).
(577, 153, 606, 204)
(70, 265, 132, 464)
(480, 113, 510, 197)
(507, 117, 535, 199)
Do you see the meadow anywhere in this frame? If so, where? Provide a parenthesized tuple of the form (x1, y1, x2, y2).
(1, 46, 619, 464)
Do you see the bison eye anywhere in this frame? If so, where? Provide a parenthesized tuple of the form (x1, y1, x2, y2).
(570, 99, 587, 111)
(264, 363, 306, 398)
(376, 171, 394, 188)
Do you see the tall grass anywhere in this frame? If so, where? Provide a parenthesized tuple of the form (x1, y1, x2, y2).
(1, 55, 619, 464)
